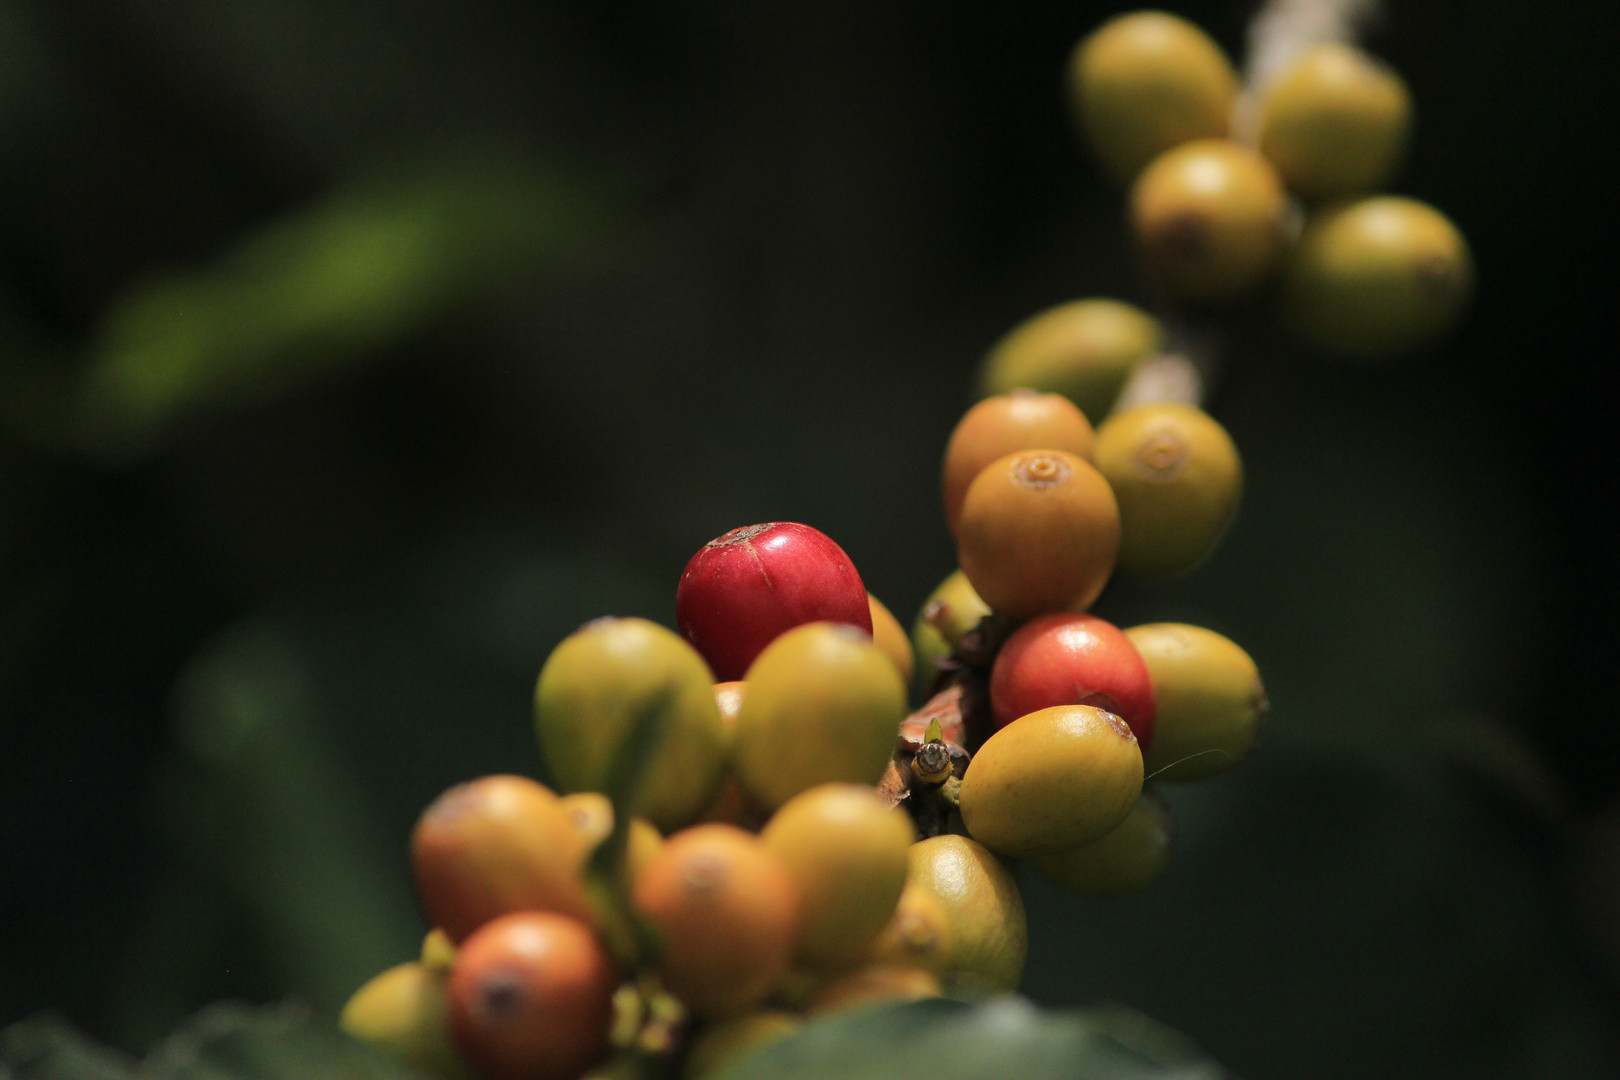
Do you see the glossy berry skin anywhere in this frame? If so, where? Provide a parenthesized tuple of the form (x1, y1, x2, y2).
(446, 912, 617, 1080)
(956, 450, 1120, 619)
(1028, 789, 1174, 897)
(978, 299, 1162, 425)
(677, 522, 871, 682)
(1259, 43, 1411, 201)
(631, 824, 799, 1018)
(1067, 11, 1238, 184)
(1131, 139, 1288, 306)
(732, 622, 905, 811)
(759, 783, 914, 971)
(535, 617, 725, 832)
(943, 391, 1095, 531)
(1283, 196, 1473, 360)
(1125, 623, 1267, 782)
(905, 835, 1026, 996)
(1094, 403, 1243, 578)
(411, 775, 592, 943)
(989, 612, 1156, 748)
(959, 704, 1142, 857)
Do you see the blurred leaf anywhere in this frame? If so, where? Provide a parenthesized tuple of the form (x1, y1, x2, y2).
(714, 998, 1226, 1080)
(164, 619, 421, 1014)
(74, 150, 609, 462)
(583, 685, 677, 969)
(1, 1004, 429, 1080)
(0, 1014, 133, 1080)
(142, 1001, 423, 1080)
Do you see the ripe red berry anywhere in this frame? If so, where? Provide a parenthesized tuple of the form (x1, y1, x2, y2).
(989, 612, 1156, 747)
(676, 522, 872, 681)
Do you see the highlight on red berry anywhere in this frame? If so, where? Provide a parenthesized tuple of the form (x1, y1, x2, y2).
(676, 522, 872, 681)
(989, 612, 1156, 748)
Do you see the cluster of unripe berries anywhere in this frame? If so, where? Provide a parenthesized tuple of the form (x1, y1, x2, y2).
(329, 9, 1473, 1079)
(987, 8, 1471, 390)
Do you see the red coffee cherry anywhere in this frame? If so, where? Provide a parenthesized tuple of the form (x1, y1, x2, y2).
(989, 612, 1156, 748)
(677, 522, 872, 681)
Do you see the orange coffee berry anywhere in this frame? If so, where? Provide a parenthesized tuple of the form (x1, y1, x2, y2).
(412, 775, 592, 943)
(942, 391, 1096, 532)
(632, 824, 799, 1017)
(955, 449, 1120, 618)
(446, 911, 617, 1080)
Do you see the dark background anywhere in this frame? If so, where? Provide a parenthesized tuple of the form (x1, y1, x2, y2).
(1, 1, 1615, 1077)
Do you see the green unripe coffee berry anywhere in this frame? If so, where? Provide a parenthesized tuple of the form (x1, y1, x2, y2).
(535, 617, 726, 832)
(1283, 196, 1473, 360)
(1027, 789, 1174, 896)
(906, 835, 1027, 996)
(732, 623, 906, 810)
(978, 299, 1162, 425)
(1131, 139, 1289, 306)
(911, 569, 991, 698)
(1259, 43, 1411, 201)
(1125, 623, 1266, 782)
(340, 962, 476, 1080)
(1094, 402, 1243, 577)
(959, 704, 1142, 857)
(1067, 11, 1239, 185)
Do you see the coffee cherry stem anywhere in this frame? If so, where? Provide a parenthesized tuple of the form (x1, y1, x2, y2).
(607, 973, 689, 1061)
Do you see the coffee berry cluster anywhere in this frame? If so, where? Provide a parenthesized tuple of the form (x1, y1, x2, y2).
(337, 9, 1465, 1080)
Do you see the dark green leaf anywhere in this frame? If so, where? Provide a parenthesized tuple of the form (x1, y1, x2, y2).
(0, 1014, 134, 1080)
(73, 151, 609, 462)
(142, 1002, 427, 1080)
(582, 685, 678, 968)
(713, 998, 1227, 1080)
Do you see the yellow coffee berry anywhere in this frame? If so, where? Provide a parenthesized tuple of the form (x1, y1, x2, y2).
(1131, 139, 1288, 305)
(1259, 43, 1411, 201)
(978, 299, 1162, 424)
(1068, 11, 1239, 184)
(1094, 402, 1243, 577)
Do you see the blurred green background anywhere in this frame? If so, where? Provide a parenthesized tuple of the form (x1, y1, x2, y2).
(0, 1, 1614, 1077)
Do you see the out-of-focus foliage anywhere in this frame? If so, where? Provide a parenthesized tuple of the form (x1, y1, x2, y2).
(717, 998, 1223, 1080)
(1, 1003, 429, 1080)
(58, 153, 603, 461)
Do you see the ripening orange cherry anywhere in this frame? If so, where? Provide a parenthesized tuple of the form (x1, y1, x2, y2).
(632, 824, 800, 1018)
(955, 450, 1120, 618)
(411, 775, 592, 943)
(446, 911, 617, 1080)
(942, 391, 1096, 532)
